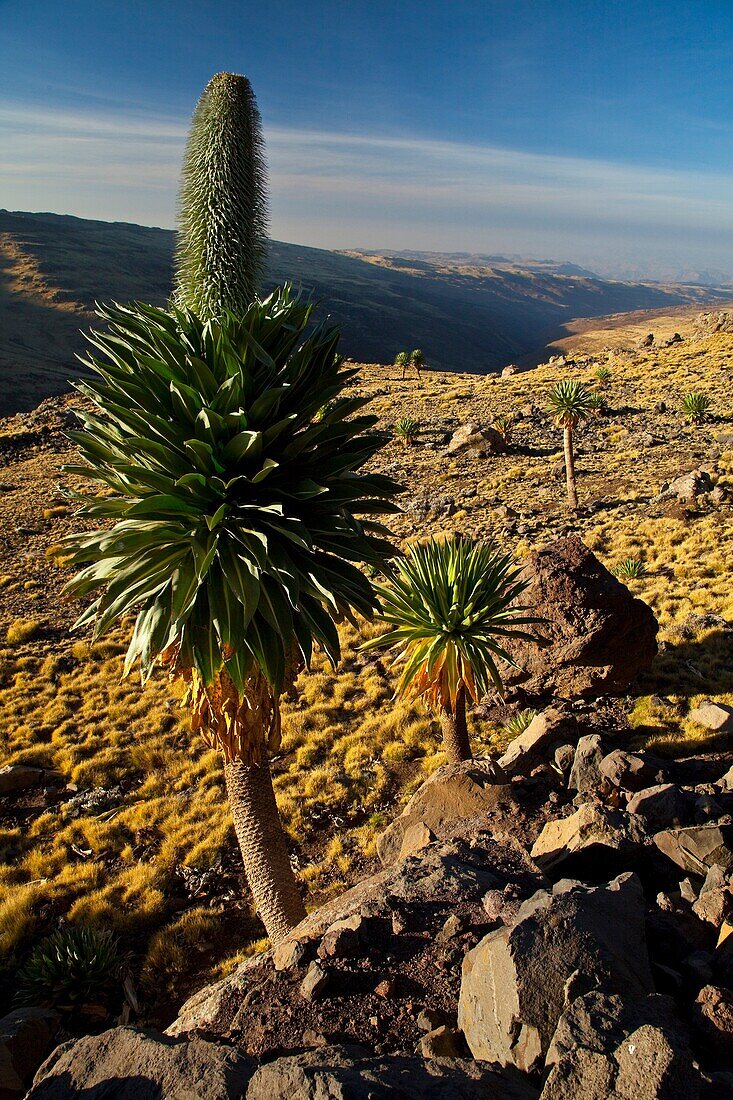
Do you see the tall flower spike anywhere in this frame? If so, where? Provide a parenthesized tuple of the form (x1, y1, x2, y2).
(173, 72, 269, 317)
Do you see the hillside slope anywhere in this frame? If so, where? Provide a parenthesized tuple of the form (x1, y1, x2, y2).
(2, 209, 732, 415)
(0, 322, 732, 1025)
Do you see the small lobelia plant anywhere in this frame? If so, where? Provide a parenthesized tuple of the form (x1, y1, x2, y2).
(614, 557, 647, 580)
(492, 414, 515, 446)
(594, 366, 612, 389)
(502, 707, 538, 738)
(586, 391, 608, 415)
(548, 380, 593, 510)
(682, 392, 712, 424)
(15, 926, 123, 1021)
(364, 535, 540, 763)
(410, 348, 426, 377)
(394, 351, 409, 379)
(394, 416, 420, 447)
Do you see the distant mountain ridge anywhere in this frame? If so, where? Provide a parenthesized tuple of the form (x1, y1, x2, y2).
(1, 209, 732, 415)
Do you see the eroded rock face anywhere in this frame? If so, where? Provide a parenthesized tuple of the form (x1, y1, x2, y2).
(542, 991, 702, 1100)
(27, 1027, 255, 1099)
(169, 839, 530, 1039)
(375, 760, 514, 866)
(502, 536, 658, 698)
(530, 803, 649, 874)
(245, 1045, 537, 1099)
(653, 824, 733, 876)
(458, 873, 653, 1074)
(693, 985, 733, 1060)
(568, 734, 604, 794)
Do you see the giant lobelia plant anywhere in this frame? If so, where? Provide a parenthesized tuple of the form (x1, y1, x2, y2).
(61, 72, 400, 944)
(62, 292, 400, 941)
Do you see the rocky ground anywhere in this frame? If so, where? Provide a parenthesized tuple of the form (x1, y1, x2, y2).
(16, 710, 733, 1097)
(1, 316, 733, 1096)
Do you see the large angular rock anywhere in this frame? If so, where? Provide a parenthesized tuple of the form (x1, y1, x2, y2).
(667, 469, 713, 502)
(245, 1045, 537, 1099)
(0, 1008, 58, 1099)
(27, 1027, 255, 1098)
(502, 536, 658, 698)
(568, 734, 604, 794)
(542, 991, 702, 1099)
(530, 803, 649, 874)
(0, 764, 44, 795)
(376, 760, 513, 866)
(653, 824, 733, 876)
(688, 702, 733, 734)
(458, 873, 653, 1074)
(498, 708, 578, 778)
(446, 422, 508, 457)
(626, 784, 693, 828)
(599, 750, 666, 792)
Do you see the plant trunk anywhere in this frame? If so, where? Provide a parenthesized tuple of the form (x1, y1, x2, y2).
(224, 756, 306, 944)
(563, 426, 578, 510)
(439, 686, 472, 763)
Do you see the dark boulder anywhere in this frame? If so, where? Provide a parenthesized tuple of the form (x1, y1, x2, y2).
(502, 536, 658, 698)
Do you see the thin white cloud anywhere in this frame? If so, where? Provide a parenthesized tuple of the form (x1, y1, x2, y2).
(2, 100, 733, 272)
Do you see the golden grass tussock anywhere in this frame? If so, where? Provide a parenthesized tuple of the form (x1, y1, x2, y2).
(5, 617, 43, 645)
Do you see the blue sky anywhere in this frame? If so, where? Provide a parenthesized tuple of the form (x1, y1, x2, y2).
(3, 0, 733, 277)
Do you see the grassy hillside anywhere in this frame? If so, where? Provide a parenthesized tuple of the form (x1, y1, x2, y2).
(1, 323, 731, 1019)
(2, 209, 732, 415)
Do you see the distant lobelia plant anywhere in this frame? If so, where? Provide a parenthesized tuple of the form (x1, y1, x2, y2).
(594, 366, 612, 388)
(394, 416, 420, 446)
(492, 414, 515, 446)
(410, 348, 425, 377)
(394, 350, 409, 379)
(548, 379, 593, 510)
(586, 391, 608, 415)
(173, 72, 268, 318)
(61, 73, 400, 945)
(682, 392, 712, 424)
(364, 536, 539, 763)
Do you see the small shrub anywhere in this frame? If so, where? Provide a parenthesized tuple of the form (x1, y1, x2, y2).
(503, 708, 538, 737)
(614, 557, 647, 580)
(682, 392, 712, 423)
(410, 348, 425, 375)
(594, 366, 612, 388)
(492, 414, 515, 445)
(394, 417, 420, 446)
(15, 926, 124, 1019)
(6, 618, 42, 645)
(586, 392, 608, 414)
(394, 351, 409, 376)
